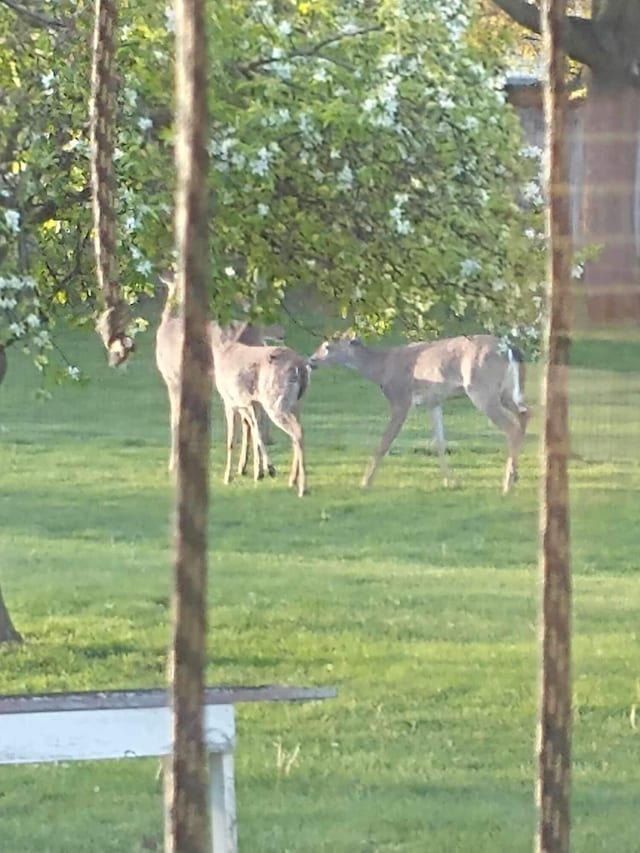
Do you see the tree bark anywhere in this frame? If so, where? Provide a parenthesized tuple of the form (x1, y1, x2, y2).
(0, 585, 22, 643)
(0, 350, 20, 644)
(164, 0, 211, 851)
(537, 3, 572, 852)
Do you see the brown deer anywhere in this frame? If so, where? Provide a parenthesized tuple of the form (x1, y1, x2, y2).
(210, 330, 310, 497)
(155, 273, 283, 476)
(309, 334, 529, 493)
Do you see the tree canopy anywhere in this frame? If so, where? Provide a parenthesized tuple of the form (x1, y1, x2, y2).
(0, 0, 544, 382)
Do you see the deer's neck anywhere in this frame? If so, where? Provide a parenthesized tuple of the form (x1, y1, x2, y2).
(348, 343, 388, 385)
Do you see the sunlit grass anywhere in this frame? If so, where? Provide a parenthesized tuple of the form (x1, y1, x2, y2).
(0, 315, 638, 852)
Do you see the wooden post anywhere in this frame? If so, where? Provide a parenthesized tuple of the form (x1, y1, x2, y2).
(536, 2, 572, 852)
(168, 0, 211, 851)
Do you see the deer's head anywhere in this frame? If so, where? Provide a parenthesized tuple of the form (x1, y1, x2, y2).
(309, 334, 361, 368)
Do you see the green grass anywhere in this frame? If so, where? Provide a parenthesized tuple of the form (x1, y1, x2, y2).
(0, 316, 639, 852)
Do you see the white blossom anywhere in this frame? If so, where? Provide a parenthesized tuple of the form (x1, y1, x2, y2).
(41, 70, 55, 94)
(460, 258, 481, 277)
(25, 313, 40, 329)
(164, 6, 175, 32)
(9, 322, 25, 338)
(137, 117, 153, 132)
(257, 203, 270, 217)
(520, 144, 542, 159)
(67, 365, 80, 381)
(277, 20, 292, 36)
(224, 266, 236, 277)
(337, 163, 354, 189)
(4, 210, 20, 233)
(249, 146, 273, 177)
(523, 180, 543, 205)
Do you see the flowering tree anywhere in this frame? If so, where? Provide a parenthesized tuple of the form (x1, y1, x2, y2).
(0, 0, 544, 386)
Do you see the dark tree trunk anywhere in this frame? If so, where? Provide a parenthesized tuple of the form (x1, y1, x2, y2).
(0, 586, 21, 643)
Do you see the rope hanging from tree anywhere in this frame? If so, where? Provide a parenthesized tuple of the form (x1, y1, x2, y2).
(537, 1, 572, 851)
(89, 0, 134, 367)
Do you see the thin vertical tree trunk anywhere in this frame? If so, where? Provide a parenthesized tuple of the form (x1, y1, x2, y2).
(0, 586, 22, 643)
(0, 350, 21, 644)
(536, 2, 572, 852)
(165, 0, 211, 851)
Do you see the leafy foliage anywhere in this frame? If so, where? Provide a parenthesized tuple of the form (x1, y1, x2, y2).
(0, 0, 544, 378)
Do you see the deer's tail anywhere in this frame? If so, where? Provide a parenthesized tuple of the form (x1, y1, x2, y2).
(506, 345, 528, 414)
(296, 361, 310, 401)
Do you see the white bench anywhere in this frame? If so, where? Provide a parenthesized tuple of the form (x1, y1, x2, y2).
(0, 685, 336, 852)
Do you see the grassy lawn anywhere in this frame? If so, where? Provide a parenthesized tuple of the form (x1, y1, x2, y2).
(0, 314, 638, 852)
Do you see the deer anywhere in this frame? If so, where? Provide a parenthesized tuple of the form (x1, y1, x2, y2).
(308, 333, 530, 493)
(210, 329, 310, 497)
(155, 272, 284, 477)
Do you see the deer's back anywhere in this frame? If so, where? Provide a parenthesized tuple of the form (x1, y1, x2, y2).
(215, 342, 309, 410)
(382, 335, 502, 401)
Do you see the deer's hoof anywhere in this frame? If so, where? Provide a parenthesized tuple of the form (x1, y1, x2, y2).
(255, 471, 265, 482)
(268, 464, 277, 478)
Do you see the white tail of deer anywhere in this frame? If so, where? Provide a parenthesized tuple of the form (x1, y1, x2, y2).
(309, 334, 529, 493)
(210, 331, 310, 497)
(155, 273, 284, 477)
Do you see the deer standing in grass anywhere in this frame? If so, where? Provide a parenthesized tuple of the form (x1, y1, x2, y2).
(155, 273, 284, 477)
(210, 329, 310, 497)
(309, 334, 529, 493)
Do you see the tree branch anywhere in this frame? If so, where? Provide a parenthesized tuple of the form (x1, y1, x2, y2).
(0, 0, 70, 29)
(491, 0, 608, 71)
(238, 25, 383, 76)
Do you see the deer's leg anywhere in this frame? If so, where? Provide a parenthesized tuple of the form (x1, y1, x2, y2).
(430, 405, 453, 487)
(268, 409, 306, 497)
(252, 404, 276, 477)
(501, 391, 531, 437)
(223, 404, 236, 485)
(237, 412, 251, 476)
(256, 402, 273, 446)
(243, 405, 267, 481)
(467, 389, 524, 494)
(361, 401, 410, 488)
(167, 382, 180, 478)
